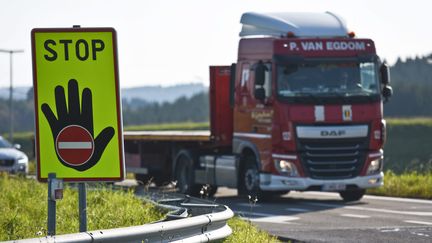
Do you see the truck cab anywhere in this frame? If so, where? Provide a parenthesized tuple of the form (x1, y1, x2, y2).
(229, 12, 392, 201)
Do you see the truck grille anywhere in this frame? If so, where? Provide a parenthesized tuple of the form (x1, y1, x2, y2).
(0, 159, 14, 167)
(297, 137, 368, 180)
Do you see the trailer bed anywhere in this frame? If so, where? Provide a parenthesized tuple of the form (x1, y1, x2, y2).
(124, 130, 211, 142)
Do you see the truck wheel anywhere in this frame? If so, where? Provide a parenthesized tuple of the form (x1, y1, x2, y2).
(339, 189, 366, 202)
(174, 150, 200, 196)
(199, 184, 218, 198)
(239, 156, 262, 198)
(135, 174, 152, 185)
(207, 185, 218, 197)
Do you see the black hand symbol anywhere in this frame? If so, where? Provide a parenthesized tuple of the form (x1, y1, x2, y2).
(41, 79, 114, 171)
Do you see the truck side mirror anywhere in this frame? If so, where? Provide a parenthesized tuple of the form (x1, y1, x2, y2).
(380, 62, 391, 85)
(382, 85, 393, 102)
(255, 61, 266, 86)
(254, 87, 266, 101)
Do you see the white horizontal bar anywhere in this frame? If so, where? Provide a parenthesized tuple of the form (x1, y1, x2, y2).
(58, 142, 92, 149)
(233, 132, 271, 139)
(272, 153, 297, 160)
(405, 220, 432, 225)
(341, 214, 371, 219)
(296, 125, 368, 139)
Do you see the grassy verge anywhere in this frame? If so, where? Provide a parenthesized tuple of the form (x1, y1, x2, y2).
(0, 174, 165, 241)
(1, 175, 276, 242)
(224, 217, 279, 242)
(386, 117, 432, 126)
(384, 117, 432, 173)
(367, 171, 432, 199)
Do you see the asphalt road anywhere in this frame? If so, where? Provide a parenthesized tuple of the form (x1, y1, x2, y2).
(214, 187, 432, 243)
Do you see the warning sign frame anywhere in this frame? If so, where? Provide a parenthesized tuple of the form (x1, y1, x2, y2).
(31, 27, 124, 182)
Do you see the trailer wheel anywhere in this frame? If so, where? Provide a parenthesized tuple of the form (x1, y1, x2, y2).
(195, 184, 219, 198)
(174, 150, 200, 196)
(339, 189, 366, 202)
(207, 185, 218, 197)
(135, 174, 152, 185)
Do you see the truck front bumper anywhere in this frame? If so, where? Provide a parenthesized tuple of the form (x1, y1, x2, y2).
(259, 172, 383, 191)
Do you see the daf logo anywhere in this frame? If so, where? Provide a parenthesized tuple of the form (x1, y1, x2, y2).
(321, 130, 346, 136)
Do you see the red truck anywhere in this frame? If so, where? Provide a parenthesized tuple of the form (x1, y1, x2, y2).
(124, 12, 392, 201)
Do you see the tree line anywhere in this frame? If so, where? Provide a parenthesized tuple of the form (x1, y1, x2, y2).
(122, 92, 209, 126)
(384, 54, 432, 117)
(0, 54, 431, 134)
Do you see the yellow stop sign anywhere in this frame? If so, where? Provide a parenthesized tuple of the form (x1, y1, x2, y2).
(31, 28, 124, 182)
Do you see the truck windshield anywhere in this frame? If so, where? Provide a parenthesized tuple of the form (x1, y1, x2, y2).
(276, 61, 380, 102)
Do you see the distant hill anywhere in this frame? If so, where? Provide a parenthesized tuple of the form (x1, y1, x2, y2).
(0, 83, 207, 103)
(0, 86, 31, 100)
(121, 83, 207, 103)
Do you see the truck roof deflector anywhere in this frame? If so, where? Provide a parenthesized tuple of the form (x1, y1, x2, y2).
(239, 12, 349, 38)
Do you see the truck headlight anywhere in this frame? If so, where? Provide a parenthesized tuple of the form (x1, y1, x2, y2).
(366, 158, 382, 175)
(274, 160, 298, 177)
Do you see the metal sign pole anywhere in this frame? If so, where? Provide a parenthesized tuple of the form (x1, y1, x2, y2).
(47, 173, 56, 235)
(78, 183, 87, 232)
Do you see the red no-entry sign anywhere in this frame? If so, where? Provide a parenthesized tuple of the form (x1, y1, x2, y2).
(55, 125, 95, 166)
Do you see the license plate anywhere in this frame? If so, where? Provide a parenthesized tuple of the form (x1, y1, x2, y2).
(322, 183, 346, 191)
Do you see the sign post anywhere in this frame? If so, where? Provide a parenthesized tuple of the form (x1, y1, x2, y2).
(31, 27, 124, 233)
(47, 172, 63, 235)
(78, 183, 87, 232)
(47, 173, 56, 235)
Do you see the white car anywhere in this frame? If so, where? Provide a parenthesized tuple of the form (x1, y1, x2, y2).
(0, 136, 28, 174)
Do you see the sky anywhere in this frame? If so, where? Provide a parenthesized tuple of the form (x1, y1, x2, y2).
(0, 0, 431, 88)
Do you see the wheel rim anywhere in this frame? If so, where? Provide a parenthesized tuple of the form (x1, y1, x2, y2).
(177, 156, 190, 193)
(244, 168, 258, 191)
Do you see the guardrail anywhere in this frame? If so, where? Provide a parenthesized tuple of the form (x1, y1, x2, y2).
(6, 190, 234, 243)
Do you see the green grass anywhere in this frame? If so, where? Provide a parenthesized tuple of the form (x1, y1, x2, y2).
(368, 171, 432, 199)
(224, 217, 279, 243)
(386, 117, 432, 126)
(125, 121, 209, 131)
(28, 160, 36, 175)
(0, 174, 165, 241)
(1, 175, 276, 242)
(384, 118, 432, 173)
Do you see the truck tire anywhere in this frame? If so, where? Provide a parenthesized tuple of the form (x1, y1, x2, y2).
(239, 155, 263, 198)
(200, 184, 218, 198)
(135, 174, 152, 185)
(339, 189, 366, 202)
(174, 150, 200, 196)
(239, 155, 289, 200)
(207, 185, 218, 197)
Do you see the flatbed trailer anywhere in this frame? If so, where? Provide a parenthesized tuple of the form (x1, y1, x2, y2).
(124, 130, 211, 142)
(124, 128, 229, 188)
